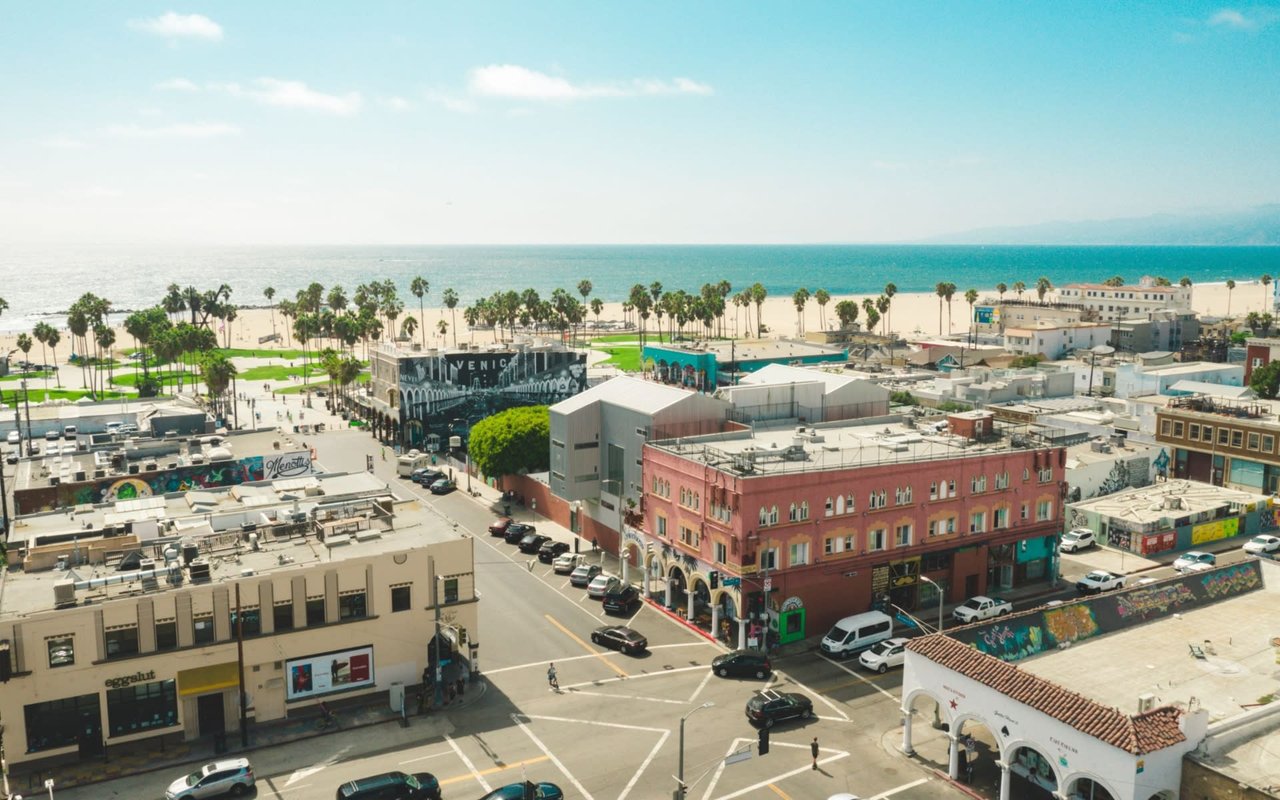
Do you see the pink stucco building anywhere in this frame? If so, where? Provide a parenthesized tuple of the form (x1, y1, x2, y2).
(638, 410, 1067, 647)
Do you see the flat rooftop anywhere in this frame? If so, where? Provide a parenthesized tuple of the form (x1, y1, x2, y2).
(1020, 575, 1280, 731)
(648, 338, 845, 362)
(1068, 479, 1267, 525)
(649, 416, 1050, 475)
(0, 472, 466, 620)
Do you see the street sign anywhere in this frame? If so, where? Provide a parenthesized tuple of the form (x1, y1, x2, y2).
(725, 748, 752, 765)
(763, 577, 772, 592)
(722, 577, 741, 587)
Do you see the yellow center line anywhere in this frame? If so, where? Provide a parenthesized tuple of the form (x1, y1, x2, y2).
(768, 783, 793, 799)
(544, 613, 630, 678)
(438, 755, 550, 786)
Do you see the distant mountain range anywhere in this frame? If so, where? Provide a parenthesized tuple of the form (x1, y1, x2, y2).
(926, 205, 1280, 246)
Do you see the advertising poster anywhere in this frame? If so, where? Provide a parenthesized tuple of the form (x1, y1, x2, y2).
(286, 645, 375, 701)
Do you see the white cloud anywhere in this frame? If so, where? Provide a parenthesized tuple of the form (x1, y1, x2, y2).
(103, 122, 241, 139)
(1209, 8, 1253, 28)
(468, 64, 713, 101)
(424, 90, 476, 114)
(128, 12, 223, 41)
(215, 78, 362, 115)
(380, 96, 412, 112)
(157, 77, 200, 92)
(40, 136, 86, 149)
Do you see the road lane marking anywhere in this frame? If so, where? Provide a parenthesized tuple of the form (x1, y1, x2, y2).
(481, 642, 709, 676)
(513, 714, 595, 800)
(571, 689, 688, 705)
(700, 738, 849, 800)
(524, 714, 669, 800)
(445, 733, 492, 793)
(771, 669, 851, 722)
(869, 777, 930, 798)
(562, 663, 710, 690)
(768, 784, 793, 799)
(398, 749, 454, 765)
(818, 654, 898, 702)
(527, 713, 668, 733)
(436, 756, 550, 786)
(686, 668, 713, 704)
(544, 613, 630, 678)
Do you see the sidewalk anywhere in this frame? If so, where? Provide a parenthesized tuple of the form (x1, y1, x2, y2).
(6, 680, 488, 794)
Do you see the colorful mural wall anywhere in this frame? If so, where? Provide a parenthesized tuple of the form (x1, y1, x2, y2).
(14, 451, 313, 515)
(950, 560, 1264, 663)
(397, 349, 586, 450)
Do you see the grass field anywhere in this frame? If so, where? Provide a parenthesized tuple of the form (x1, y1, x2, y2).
(111, 371, 199, 388)
(217, 347, 310, 359)
(594, 346, 642, 372)
(0, 370, 55, 382)
(2, 388, 131, 407)
(589, 332, 674, 344)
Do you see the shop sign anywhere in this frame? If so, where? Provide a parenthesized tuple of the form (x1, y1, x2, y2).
(105, 669, 156, 689)
(286, 644, 375, 701)
(780, 596, 803, 612)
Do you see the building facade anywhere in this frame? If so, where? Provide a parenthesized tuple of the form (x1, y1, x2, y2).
(1110, 311, 1199, 355)
(1155, 395, 1280, 493)
(366, 340, 586, 450)
(636, 411, 1067, 648)
(1003, 322, 1112, 360)
(1055, 277, 1193, 322)
(0, 474, 477, 769)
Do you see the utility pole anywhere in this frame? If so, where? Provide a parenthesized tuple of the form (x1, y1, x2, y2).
(235, 583, 249, 747)
(0, 456, 10, 540)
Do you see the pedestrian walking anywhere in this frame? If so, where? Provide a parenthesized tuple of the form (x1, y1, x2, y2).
(811, 737, 819, 770)
(547, 663, 558, 691)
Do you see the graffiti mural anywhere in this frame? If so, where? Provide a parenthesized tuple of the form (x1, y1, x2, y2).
(397, 349, 586, 450)
(1106, 528, 1132, 551)
(975, 622, 1046, 661)
(1261, 506, 1280, 534)
(1115, 583, 1196, 620)
(1201, 563, 1261, 597)
(1042, 604, 1100, 644)
(1192, 517, 1239, 545)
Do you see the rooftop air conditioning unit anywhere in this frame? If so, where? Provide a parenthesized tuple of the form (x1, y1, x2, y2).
(1137, 693, 1156, 713)
(54, 580, 77, 608)
(144, 462, 158, 471)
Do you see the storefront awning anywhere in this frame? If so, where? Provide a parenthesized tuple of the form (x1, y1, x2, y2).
(178, 661, 239, 696)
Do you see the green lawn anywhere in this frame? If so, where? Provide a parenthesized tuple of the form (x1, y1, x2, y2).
(218, 347, 309, 359)
(274, 373, 369, 395)
(2, 388, 130, 407)
(111, 371, 199, 388)
(594, 346, 642, 372)
(589, 331, 673, 344)
(0, 370, 54, 382)
(237, 364, 325, 381)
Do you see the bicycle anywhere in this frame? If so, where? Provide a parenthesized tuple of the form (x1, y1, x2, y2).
(316, 701, 340, 730)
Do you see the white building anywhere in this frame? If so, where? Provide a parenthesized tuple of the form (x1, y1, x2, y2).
(721, 363, 890, 422)
(1004, 321, 1113, 360)
(1055, 276, 1192, 322)
(1064, 437, 1166, 503)
(1051, 358, 1244, 399)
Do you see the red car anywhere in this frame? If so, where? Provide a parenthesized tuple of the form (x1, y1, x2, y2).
(488, 517, 513, 537)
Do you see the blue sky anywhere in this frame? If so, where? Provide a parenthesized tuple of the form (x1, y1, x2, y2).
(1, 2, 1277, 244)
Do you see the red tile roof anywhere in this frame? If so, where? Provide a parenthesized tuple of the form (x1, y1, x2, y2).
(907, 635, 1186, 755)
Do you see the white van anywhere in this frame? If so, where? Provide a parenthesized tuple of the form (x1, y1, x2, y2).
(63, 424, 78, 439)
(820, 610, 894, 658)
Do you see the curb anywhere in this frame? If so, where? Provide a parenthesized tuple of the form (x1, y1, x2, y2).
(643, 597, 719, 644)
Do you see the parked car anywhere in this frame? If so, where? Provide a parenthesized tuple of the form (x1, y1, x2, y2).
(1059, 528, 1095, 553)
(411, 467, 443, 485)
(335, 770, 441, 800)
(538, 540, 571, 563)
(602, 584, 640, 614)
(477, 782, 564, 800)
(553, 552, 586, 574)
(591, 624, 648, 655)
(165, 758, 255, 799)
(118, 423, 139, 434)
(518, 533, 552, 554)
(1243, 535, 1280, 555)
(1173, 551, 1217, 573)
(1075, 569, 1126, 594)
(858, 637, 909, 674)
(428, 478, 456, 495)
(745, 689, 813, 728)
(504, 522, 536, 544)
(44, 429, 60, 441)
(488, 517, 514, 537)
(711, 649, 771, 679)
(5, 431, 18, 445)
(952, 596, 1012, 624)
(569, 563, 603, 587)
(586, 573, 620, 599)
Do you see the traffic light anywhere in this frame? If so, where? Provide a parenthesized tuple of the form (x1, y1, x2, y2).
(709, 570, 719, 589)
(757, 726, 770, 756)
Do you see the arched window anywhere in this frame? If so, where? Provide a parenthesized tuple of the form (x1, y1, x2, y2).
(760, 507, 769, 526)
(825, 497, 834, 517)
(788, 503, 798, 522)
(800, 501, 809, 520)
(835, 495, 845, 514)
(769, 505, 779, 525)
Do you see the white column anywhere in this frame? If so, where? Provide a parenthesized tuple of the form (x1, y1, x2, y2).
(999, 762, 1011, 800)
(620, 546, 628, 585)
(948, 734, 960, 779)
(711, 605, 720, 640)
(901, 712, 914, 755)
(686, 586, 695, 621)
(737, 617, 747, 650)
(665, 580, 673, 608)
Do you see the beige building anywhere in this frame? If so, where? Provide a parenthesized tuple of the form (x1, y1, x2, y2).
(1055, 276, 1192, 321)
(0, 471, 477, 768)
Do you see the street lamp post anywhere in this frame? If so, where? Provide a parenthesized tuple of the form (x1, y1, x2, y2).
(603, 479, 626, 582)
(919, 576, 944, 634)
(676, 702, 714, 799)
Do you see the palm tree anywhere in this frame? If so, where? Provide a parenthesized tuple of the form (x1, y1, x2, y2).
(814, 289, 831, 331)
(935, 282, 948, 334)
(750, 283, 767, 337)
(834, 299, 859, 329)
(792, 288, 810, 335)
(32, 322, 56, 392)
(590, 297, 604, 332)
(96, 325, 117, 386)
(996, 282, 1007, 303)
(1226, 279, 1237, 317)
(1013, 280, 1026, 301)
(442, 288, 459, 346)
(964, 288, 979, 345)
(198, 351, 238, 423)
(875, 295, 890, 336)
(16, 332, 32, 363)
(883, 282, 897, 335)
(577, 280, 593, 342)
(402, 315, 418, 343)
(410, 276, 429, 349)
(1179, 276, 1192, 288)
(45, 327, 62, 389)
(1103, 275, 1124, 287)
(164, 284, 185, 324)
(1262, 274, 1273, 312)
(437, 319, 449, 341)
(943, 283, 957, 333)
(263, 287, 277, 339)
(1035, 276, 1052, 304)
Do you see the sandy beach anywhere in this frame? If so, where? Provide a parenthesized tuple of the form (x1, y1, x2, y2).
(0, 280, 1266, 368)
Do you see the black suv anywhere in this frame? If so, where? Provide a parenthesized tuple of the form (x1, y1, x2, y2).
(538, 540, 571, 563)
(602, 584, 640, 614)
(518, 533, 552, 554)
(712, 650, 771, 679)
(745, 689, 813, 728)
(503, 522, 536, 544)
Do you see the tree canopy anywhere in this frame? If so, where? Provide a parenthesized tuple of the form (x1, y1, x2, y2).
(468, 405, 551, 479)
(1250, 361, 1280, 399)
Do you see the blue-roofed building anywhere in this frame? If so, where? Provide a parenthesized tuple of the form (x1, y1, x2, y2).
(642, 338, 847, 389)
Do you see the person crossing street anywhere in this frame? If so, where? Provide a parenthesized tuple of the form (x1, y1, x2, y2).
(547, 663, 559, 691)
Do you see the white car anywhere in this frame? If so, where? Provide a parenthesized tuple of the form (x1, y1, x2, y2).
(858, 637, 909, 674)
(1173, 551, 1217, 573)
(1243, 535, 1280, 555)
(1075, 570, 1125, 595)
(1059, 528, 1095, 552)
(553, 552, 585, 574)
(165, 758, 255, 799)
(587, 573, 620, 599)
(5, 431, 18, 445)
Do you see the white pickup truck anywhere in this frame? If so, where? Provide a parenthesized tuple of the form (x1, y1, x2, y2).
(952, 595, 1013, 624)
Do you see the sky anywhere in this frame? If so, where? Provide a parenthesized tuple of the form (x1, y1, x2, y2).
(1, 2, 1278, 245)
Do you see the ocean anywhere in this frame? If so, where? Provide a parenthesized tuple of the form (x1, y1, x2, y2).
(4, 243, 1279, 332)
